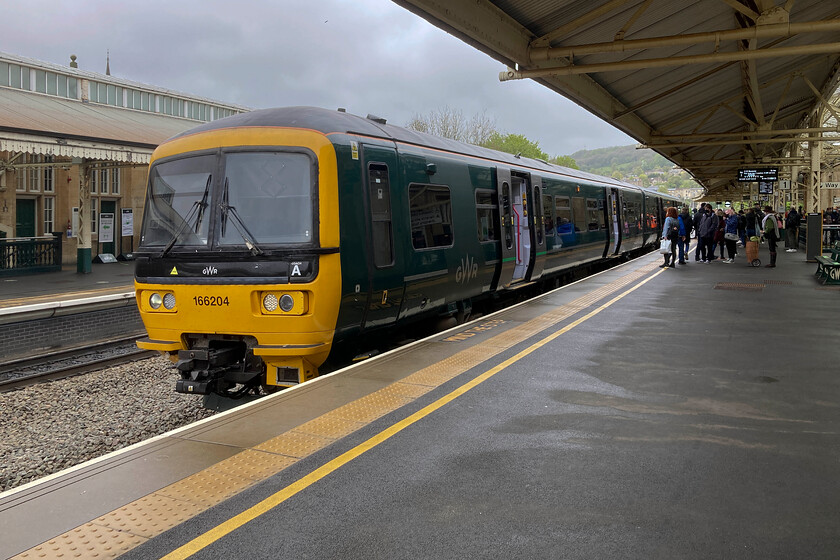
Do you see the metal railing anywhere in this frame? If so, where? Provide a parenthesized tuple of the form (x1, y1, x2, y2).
(0, 233, 63, 276)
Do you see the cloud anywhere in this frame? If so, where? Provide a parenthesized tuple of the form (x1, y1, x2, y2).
(0, 0, 633, 157)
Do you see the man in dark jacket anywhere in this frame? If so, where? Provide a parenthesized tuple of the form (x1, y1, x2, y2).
(785, 207, 801, 252)
(697, 204, 719, 263)
(693, 205, 705, 261)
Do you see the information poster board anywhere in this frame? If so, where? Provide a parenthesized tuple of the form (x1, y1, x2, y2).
(99, 212, 115, 243)
(121, 208, 134, 237)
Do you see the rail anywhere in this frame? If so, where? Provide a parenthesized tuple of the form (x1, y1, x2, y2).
(0, 233, 63, 277)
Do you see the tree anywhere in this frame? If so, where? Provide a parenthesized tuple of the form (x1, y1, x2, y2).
(549, 155, 580, 169)
(481, 132, 549, 160)
(406, 106, 497, 145)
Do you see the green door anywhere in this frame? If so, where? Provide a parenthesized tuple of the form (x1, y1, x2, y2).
(15, 199, 36, 237)
(100, 200, 116, 254)
(361, 145, 405, 330)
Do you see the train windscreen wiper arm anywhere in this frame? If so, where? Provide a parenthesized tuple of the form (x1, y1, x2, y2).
(220, 178, 264, 256)
(158, 174, 212, 258)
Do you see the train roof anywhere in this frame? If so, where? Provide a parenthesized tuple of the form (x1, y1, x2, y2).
(171, 106, 679, 201)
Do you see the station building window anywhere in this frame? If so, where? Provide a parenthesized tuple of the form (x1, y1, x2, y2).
(44, 197, 54, 234)
(43, 156, 54, 193)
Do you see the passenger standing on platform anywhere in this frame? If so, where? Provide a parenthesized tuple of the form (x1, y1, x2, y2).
(722, 209, 739, 263)
(737, 210, 747, 246)
(698, 204, 717, 263)
(785, 207, 801, 252)
(678, 206, 692, 265)
(693, 205, 705, 261)
(713, 208, 726, 260)
(661, 207, 679, 268)
(763, 206, 780, 268)
(745, 207, 759, 240)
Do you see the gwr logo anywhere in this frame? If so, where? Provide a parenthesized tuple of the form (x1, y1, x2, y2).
(455, 254, 478, 285)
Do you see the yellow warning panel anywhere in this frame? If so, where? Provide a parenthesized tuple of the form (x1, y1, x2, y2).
(254, 429, 336, 458)
(12, 522, 146, 560)
(155, 469, 254, 509)
(93, 493, 205, 539)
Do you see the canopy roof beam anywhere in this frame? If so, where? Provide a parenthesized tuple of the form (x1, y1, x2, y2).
(501, 41, 840, 80)
(529, 20, 840, 62)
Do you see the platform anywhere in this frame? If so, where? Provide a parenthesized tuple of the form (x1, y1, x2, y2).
(0, 262, 135, 309)
(1, 244, 838, 559)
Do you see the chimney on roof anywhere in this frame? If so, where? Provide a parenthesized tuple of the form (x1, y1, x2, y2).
(70, 54, 78, 68)
(106, 50, 110, 75)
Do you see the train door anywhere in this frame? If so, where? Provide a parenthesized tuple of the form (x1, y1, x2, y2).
(511, 174, 531, 283)
(361, 145, 405, 330)
(495, 168, 516, 288)
(526, 175, 546, 281)
(606, 188, 623, 256)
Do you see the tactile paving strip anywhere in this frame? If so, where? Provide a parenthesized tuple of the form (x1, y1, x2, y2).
(93, 493, 205, 538)
(714, 282, 765, 291)
(13, 260, 657, 560)
(12, 523, 146, 559)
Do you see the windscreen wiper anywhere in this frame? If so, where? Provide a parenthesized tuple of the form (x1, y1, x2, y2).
(220, 178, 264, 256)
(158, 174, 212, 258)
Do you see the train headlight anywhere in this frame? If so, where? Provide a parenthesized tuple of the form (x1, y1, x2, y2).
(149, 293, 163, 309)
(279, 294, 294, 312)
(163, 293, 176, 310)
(259, 291, 307, 315)
(263, 293, 278, 312)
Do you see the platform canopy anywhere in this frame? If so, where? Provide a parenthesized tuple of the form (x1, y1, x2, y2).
(393, 0, 840, 201)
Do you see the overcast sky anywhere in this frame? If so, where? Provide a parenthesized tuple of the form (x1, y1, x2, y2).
(2, 0, 635, 157)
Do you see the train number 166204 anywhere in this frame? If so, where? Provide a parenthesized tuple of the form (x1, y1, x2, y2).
(193, 296, 230, 306)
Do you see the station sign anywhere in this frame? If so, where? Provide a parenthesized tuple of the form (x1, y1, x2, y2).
(758, 180, 774, 194)
(822, 182, 840, 189)
(738, 167, 778, 182)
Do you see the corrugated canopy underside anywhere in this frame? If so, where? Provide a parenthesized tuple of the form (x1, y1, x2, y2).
(393, 0, 840, 198)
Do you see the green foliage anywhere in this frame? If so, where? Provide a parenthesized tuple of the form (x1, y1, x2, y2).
(573, 145, 700, 191)
(548, 154, 580, 169)
(406, 106, 580, 170)
(481, 132, 549, 160)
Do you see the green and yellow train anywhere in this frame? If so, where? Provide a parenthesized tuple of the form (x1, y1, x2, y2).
(134, 106, 680, 397)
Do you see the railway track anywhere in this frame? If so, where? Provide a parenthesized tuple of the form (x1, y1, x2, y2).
(0, 336, 157, 392)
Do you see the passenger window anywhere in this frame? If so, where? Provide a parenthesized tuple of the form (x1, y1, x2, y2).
(410, 183, 453, 249)
(475, 189, 498, 243)
(368, 163, 393, 267)
(555, 196, 572, 235)
(542, 194, 554, 237)
(572, 197, 587, 232)
(586, 198, 604, 230)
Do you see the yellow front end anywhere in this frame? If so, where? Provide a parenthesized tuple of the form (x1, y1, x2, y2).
(135, 126, 342, 388)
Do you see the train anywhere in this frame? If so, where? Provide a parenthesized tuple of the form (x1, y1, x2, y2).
(134, 106, 681, 398)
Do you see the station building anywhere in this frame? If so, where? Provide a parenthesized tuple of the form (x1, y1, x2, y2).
(0, 52, 249, 272)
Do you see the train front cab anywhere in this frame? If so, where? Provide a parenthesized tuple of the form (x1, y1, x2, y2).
(135, 127, 343, 395)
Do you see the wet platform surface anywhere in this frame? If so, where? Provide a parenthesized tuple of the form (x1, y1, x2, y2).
(0, 262, 135, 309)
(1, 243, 839, 559)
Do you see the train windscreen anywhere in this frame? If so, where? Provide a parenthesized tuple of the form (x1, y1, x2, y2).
(139, 151, 314, 251)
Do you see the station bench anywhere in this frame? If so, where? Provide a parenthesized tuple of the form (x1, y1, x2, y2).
(814, 243, 840, 284)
